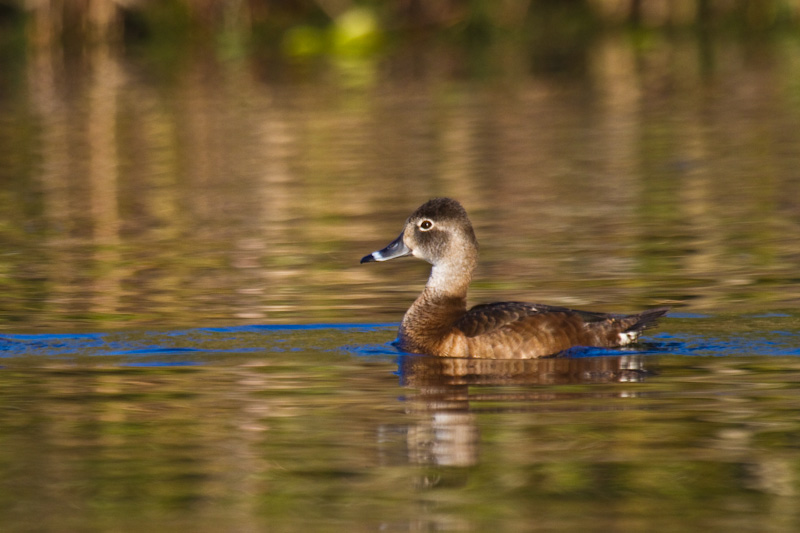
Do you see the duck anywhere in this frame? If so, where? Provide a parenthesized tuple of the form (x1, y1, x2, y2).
(361, 198, 668, 359)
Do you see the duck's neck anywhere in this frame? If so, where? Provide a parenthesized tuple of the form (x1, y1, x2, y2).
(425, 263, 472, 297)
(398, 262, 473, 349)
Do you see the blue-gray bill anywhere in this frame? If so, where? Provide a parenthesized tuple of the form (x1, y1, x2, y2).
(361, 232, 412, 263)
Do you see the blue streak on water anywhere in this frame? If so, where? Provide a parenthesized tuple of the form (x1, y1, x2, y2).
(188, 323, 398, 334)
(343, 341, 404, 358)
(123, 361, 206, 367)
(649, 331, 800, 357)
(0, 324, 399, 361)
(1, 319, 799, 365)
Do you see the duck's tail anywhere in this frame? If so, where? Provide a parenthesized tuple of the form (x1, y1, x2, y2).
(612, 307, 669, 346)
(628, 307, 670, 332)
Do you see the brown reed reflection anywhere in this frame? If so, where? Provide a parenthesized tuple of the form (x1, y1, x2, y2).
(3, 0, 800, 330)
(399, 354, 650, 467)
(2, 325, 800, 530)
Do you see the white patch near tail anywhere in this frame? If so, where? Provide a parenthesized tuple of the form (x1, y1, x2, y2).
(618, 331, 639, 345)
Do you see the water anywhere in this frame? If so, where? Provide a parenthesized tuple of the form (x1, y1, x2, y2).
(3, 32, 800, 329)
(3, 6, 800, 531)
(2, 316, 800, 532)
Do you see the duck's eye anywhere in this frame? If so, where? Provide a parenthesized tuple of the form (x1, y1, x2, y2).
(419, 220, 434, 231)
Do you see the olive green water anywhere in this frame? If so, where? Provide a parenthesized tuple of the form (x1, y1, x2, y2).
(2, 4, 800, 531)
(3, 321, 800, 532)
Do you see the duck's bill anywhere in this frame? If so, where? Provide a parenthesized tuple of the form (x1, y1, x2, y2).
(361, 233, 412, 263)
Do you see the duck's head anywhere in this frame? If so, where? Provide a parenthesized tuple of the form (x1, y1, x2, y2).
(361, 198, 478, 276)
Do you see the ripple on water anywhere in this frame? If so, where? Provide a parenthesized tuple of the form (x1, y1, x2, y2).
(0, 314, 798, 364)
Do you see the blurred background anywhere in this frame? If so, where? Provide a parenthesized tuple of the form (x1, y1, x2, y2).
(1, 0, 800, 330)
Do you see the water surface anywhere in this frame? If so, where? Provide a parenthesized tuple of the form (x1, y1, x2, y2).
(2, 316, 800, 532)
(2, 27, 800, 329)
(2, 6, 800, 532)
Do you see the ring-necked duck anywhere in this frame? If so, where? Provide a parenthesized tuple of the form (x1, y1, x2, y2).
(361, 198, 667, 358)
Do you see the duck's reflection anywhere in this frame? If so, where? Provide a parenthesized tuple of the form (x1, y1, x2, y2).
(397, 354, 653, 467)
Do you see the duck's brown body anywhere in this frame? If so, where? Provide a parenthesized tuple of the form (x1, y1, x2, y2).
(399, 289, 666, 358)
(362, 198, 667, 359)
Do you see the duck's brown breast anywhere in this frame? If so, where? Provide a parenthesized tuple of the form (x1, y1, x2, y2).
(397, 290, 471, 357)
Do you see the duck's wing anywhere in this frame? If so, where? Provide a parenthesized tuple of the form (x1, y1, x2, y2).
(456, 302, 585, 337)
(456, 302, 667, 341)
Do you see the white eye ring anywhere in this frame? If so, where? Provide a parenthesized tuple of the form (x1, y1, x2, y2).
(419, 220, 434, 231)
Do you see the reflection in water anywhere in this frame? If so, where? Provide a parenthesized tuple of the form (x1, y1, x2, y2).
(399, 354, 651, 467)
(402, 353, 650, 388)
(3, 14, 800, 329)
(1, 324, 800, 531)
